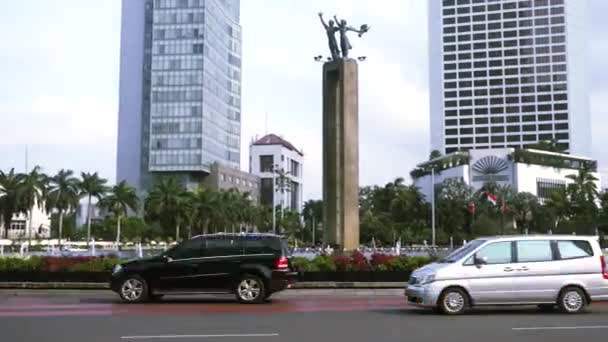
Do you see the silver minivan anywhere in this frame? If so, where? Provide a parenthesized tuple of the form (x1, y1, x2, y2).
(405, 235, 608, 314)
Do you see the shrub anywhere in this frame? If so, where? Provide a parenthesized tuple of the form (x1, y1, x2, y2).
(68, 257, 120, 272)
(291, 257, 319, 272)
(312, 255, 336, 272)
(333, 255, 351, 271)
(350, 251, 370, 271)
(370, 253, 396, 270)
(0, 257, 43, 272)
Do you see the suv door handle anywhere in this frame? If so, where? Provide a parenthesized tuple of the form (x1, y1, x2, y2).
(503, 267, 514, 272)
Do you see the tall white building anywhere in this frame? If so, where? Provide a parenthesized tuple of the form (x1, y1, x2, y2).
(249, 134, 304, 213)
(428, 0, 590, 156)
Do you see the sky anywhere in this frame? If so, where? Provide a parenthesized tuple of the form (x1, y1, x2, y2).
(0, 0, 607, 201)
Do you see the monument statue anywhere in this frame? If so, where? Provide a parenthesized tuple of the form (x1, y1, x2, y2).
(318, 12, 340, 60)
(317, 12, 368, 250)
(319, 12, 369, 59)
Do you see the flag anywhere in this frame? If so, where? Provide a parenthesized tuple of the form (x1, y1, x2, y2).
(486, 191, 497, 206)
(468, 202, 476, 215)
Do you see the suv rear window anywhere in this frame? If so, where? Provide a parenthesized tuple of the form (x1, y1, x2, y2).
(557, 240, 594, 259)
(243, 237, 288, 256)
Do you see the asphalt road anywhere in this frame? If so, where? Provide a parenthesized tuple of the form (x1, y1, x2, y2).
(1, 290, 608, 342)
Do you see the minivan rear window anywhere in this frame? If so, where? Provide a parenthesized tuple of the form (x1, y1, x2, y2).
(557, 240, 594, 259)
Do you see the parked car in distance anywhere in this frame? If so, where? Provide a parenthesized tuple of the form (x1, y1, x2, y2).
(406, 235, 608, 315)
(110, 233, 297, 304)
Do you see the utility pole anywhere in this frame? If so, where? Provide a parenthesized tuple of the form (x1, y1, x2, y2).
(431, 167, 436, 247)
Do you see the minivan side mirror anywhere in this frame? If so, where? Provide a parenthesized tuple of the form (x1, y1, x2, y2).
(473, 254, 487, 267)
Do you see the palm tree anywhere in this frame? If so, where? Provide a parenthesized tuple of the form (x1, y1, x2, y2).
(545, 188, 571, 230)
(47, 169, 80, 248)
(0, 169, 23, 239)
(144, 177, 187, 241)
(100, 180, 139, 246)
(511, 192, 539, 233)
(78, 172, 108, 247)
(274, 168, 291, 222)
(192, 187, 216, 234)
(18, 166, 48, 246)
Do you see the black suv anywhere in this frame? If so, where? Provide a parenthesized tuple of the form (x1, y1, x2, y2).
(110, 233, 296, 304)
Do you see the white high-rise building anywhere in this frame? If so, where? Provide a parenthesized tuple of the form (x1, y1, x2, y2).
(428, 0, 590, 156)
(249, 134, 304, 214)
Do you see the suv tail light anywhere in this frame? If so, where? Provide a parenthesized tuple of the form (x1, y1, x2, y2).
(275, 256, 289, 270)
(601, 256, 608, 280)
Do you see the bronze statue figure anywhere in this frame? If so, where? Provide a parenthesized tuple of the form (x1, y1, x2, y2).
(319, 12, 369, 60)
(318, 12, 340, 60)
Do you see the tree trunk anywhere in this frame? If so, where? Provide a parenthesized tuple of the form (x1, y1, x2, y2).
(28, 207, 34, 248)
(175, 224, 180, 242)
(86, 194, 92, 248)
(58, 210, 64, 250)
(116, 215, 122, 249)
(187, 225, 192, 239)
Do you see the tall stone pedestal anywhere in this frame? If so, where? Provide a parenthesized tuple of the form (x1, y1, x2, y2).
(322, 59, 360, 251)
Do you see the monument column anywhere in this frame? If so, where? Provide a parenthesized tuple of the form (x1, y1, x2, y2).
(322, 59, 360, 250)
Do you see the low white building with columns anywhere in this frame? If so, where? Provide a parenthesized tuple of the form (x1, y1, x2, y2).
(412, 148, 600, 203)
(0, 200, 51, 240)
(249, 134, 304, 213)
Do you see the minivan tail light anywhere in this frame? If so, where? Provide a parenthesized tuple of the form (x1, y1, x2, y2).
(601, 256, 608, 280)
(275, 256, 289, 270)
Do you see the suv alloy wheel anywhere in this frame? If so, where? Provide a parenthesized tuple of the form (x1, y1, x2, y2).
(235, 274, 266, 304)
(119, 275, 149, 303)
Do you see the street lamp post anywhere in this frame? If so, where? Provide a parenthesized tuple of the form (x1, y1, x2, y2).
(431, 167, 436, 248)
(272, 164, 277, 234)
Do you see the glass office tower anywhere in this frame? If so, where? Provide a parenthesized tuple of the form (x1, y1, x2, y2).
(117, 0, 242, 192)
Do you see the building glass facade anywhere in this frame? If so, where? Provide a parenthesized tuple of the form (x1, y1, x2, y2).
(149, 0, 241, 173)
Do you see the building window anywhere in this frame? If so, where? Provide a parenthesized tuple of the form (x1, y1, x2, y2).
(260, 178, 274, 207)
(536, 178, 566, 201)
(290, 160, 299, 177)
(221, 174, 226, 182)
(259, 155, 274, 172)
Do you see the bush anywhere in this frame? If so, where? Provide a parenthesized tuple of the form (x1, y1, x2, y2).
(68, 257, 120, 272)
(312, 255, 336, 272)
(0, 257, 43, 272)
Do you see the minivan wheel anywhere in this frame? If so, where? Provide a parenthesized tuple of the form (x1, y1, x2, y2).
(438, 288, 468, 315)
(119, 275, 149, 303)
(235, 274, 266, 304)
(558, 287, 587, 314)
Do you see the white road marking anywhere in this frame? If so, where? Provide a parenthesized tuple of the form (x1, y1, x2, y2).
(513, 326, 608, 331)
(121, 333, 279, 339)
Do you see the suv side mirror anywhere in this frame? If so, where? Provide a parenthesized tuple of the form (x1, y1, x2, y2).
(161, 254, 173, 263)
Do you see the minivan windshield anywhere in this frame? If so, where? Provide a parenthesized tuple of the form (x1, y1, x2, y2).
(438, 239, 486, 263)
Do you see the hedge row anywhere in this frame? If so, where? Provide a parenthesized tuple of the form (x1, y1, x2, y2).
(0, 257, 119, 273)
(290, 253, 435, 272)
(0, 253, 436, 273)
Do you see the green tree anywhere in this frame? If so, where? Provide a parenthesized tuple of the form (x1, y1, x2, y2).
(100, 180, 139, 245)
(18, 166, 48, 246)
(78, 172, 108, 246)
(566, 166, 599, 233)
(191, 187, 216, 235)
(436, 178, 473, 239)
(510, 192, 539, 233)
(0, 169, 23, 239)
(429, 150, 442, 160)
(144, 177, 189, 241)
(303, 199, 323, 245)
(47, 169, 80, 248)
(545, 187, 571, 231)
